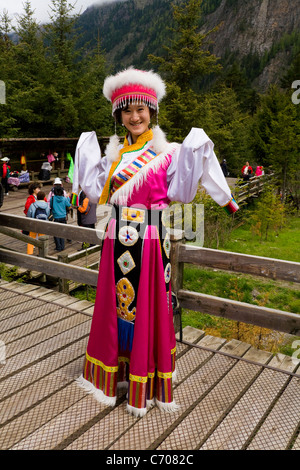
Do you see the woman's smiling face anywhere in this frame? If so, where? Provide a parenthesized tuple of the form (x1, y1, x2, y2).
(121, 103, 151, 143)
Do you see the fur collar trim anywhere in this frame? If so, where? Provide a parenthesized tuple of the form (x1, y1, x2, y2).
(105, 125, 169, 163)
(109, 128, 179, 206)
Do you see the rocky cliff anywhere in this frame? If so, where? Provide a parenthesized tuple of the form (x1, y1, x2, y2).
(203, 0, 300, 90)
(77, 0, 300, 91)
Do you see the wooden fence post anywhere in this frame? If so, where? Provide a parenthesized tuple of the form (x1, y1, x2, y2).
(57, 253, 70, 294)
(38, 235, 49, 282)
(38, 235, 49, 258)
(170, 229, 185, 340)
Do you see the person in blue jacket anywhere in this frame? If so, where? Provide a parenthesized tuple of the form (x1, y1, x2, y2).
(26, 191, 50, 255)
(50, 186, 71, 251)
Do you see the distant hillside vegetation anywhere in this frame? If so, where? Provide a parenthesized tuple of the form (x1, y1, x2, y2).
(75, 0, 300, 91)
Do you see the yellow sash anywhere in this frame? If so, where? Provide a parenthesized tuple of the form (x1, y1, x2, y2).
(99, 129, 154, 205)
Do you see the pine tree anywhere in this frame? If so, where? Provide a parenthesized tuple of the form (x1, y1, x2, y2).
(149, 0, 221, 91)
(268, 99, 300, 200)
(45, 0, 79, 67)
(75, 43, 113, 136)
(11, 1, 50, 136)
(217, 61, 259, 114)
(43, 0, 82, 136)
(251, 85, 300, 198)
(149, 0, 222, 141)
(0, 10, 18, 136)
(195, 84, 253, 176)
(249, 184, 286, 241)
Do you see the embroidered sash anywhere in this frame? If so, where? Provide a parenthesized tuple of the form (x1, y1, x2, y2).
(99, 129, 155, 205)
(110, 148, 158, 198)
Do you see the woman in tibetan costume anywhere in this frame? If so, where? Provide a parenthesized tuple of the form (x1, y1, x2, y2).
(72, 68, 238, 417)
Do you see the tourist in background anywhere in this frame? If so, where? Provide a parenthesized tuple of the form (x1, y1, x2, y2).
(24, 182, 41, 216)
(50, 186, 71, 251)
(26, 191, 49, 255)
(255, 165, 264, 177)
(0, 182, 3, 208)
(220, 159, 228, 177)
(23, 182, 42, 236)
(241, 161, 253, 181)
(47, 177, 69, 207)
(77, 190, 97, 249)
(1, 157, 10, 196)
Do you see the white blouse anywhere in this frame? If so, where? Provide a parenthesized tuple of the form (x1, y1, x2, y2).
(72, 127, 233, 208)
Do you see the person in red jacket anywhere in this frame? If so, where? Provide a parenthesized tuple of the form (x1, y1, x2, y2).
(1, 157, 11, 195)
(24, 182, 42, 215)
(23, 182, 42, 236)
(241, 161, 253, 181)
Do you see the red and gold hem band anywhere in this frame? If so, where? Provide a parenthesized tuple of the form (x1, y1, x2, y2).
(83, 347, 176, 408)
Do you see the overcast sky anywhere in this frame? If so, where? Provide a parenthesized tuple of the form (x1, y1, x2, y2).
(0, 0, 117, 25)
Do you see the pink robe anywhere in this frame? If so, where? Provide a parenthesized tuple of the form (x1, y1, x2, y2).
(74, 127, 239, 416)
(79, 156, 178, 416)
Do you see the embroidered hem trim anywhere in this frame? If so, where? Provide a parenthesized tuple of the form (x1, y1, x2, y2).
(81, 347, 177, 413)
(155, 398, 180, 413)
(126, 368, 175, 410)
(127, 403, 148, 417)
(85, 351, 118, 373)
(76, 375, 116, 407)
(223, 195, 239, 214)
(83, 356, 118, 400)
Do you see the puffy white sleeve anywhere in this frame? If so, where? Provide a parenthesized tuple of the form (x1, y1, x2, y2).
(167, 128, 238, 212)
(72, 131, 110, 204)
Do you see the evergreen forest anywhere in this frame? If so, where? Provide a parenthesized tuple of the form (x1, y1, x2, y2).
(0, 0, 299, 200)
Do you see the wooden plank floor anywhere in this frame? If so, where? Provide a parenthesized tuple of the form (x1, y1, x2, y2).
(1, 280, 300, 451)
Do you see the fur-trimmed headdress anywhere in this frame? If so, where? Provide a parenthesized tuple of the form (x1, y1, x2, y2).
(103, 67, 166, 115)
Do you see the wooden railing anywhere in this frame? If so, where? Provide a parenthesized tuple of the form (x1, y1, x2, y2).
(171, 230, 300, 339)
(236, 173, 275, 205)
(0, 213, 102, 288)
(0, 213, 299, 338)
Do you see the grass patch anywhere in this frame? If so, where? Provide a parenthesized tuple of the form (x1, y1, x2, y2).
(0, 263, 21, 282)
(70, 285, 97, 303)
(183, 266, 300, 313)
(219, 215, 300, 262)
(182, 265, 300, 354)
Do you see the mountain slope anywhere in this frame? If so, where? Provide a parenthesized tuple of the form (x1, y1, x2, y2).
(76, 0, 300, 91)
(202, 0, 300, 90)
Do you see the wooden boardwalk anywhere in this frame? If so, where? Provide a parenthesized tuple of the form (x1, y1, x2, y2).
(1, 279, 300, 451)
(0, 184, 109, 287)
(0, 182, 106, 255)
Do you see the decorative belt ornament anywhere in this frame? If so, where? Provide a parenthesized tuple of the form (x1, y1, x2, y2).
(116, 277, 136, 322)
(118, 225, 139, 246)
(121, 207, 145, 224)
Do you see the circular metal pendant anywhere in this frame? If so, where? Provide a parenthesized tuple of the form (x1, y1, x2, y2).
(118, 225, 139, 246)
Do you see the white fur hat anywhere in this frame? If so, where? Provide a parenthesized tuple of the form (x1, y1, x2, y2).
(103, 67, 166, 115)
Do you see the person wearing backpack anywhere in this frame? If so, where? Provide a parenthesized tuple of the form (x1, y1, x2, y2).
(26, 191, 49, 255)
(50, 186, 71, 251)
(47, 177, 69, 207)
(24, 182, 42, 216)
